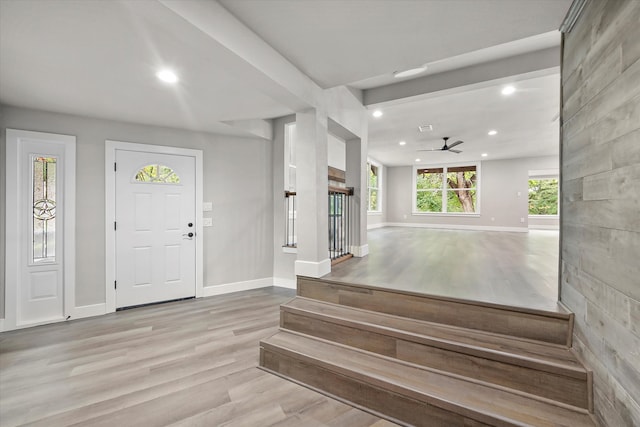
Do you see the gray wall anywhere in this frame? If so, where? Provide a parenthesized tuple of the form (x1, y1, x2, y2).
(560, 1, 640, 426)
(1, 105, 274, 309)
(385, 156, 558, 229)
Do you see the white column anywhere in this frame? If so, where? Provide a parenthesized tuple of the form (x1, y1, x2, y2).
(294, 108, 331, 277)
(346, 137, 369, 257)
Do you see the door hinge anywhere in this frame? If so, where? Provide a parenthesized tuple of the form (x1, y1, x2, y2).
(114, 221, 117, 230)
(114, 162, 117, 172)
(114, 280, 117, 290)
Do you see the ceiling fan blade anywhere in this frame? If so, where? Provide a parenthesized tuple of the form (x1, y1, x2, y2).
(417, 148, 443, 152)
(449, 149, 462, 154)
(447, 140, 464, 149)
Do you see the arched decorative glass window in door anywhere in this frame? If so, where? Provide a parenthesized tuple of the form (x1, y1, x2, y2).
(134, 164, 180, 184)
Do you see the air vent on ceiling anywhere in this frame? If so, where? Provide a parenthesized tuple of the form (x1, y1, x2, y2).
(418, 124, 433, 132)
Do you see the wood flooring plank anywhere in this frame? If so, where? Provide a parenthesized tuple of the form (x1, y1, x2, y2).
(1, 288, 392, 427)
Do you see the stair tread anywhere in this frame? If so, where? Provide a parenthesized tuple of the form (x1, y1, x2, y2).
(284, 297, 586, 377)
(262, 331, 594, 427)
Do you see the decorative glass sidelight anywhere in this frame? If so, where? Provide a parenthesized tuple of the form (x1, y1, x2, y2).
(134, 164, 180, 184)
(33, 156, 57, 263)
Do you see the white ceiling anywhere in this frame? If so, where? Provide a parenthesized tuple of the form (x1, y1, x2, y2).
(219, 0, 571, 88)
(367, 73, 560, 166)
(0, 0, 571, 163)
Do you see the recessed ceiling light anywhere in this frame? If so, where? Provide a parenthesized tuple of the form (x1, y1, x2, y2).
(488, 130, 497, 136)
(399, 141, 406, 146)
(501, 85, 515, 95)
(418, 124, 433, 132)
(481, 153, 488, 157)
(157, 69, 178, 83)
(415, 158, 421, 162)
(393, 66, 427, 78)
(372, 110, 383, 118)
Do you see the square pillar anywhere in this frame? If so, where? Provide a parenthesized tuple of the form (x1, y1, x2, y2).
(294, 108, 331, 277)
(346, 137, 368, 257)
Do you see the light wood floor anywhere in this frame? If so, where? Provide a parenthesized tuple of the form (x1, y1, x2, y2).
(327, 227, 560, 312)
(0, 288, 397, 427)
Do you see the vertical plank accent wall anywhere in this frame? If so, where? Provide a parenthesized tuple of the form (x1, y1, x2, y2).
(560, 1, 640, 426)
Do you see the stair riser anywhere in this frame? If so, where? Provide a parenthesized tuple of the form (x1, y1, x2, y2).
(261, 347, 495, 427)
(298, 277, 572, 346)
(282, 310, 590, 410)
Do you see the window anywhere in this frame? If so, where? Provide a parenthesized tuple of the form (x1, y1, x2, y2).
(367, 161, 381, 212)
(32, 156, 57, 263)
(134, 164, 180, 184)
(528, 178, 558, 215)
(414, 164, 478, 214)
(284, 123, 296, 191)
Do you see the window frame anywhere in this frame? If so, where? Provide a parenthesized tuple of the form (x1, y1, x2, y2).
(527, 173, 559, 217)
(284, 122, 296, 191)
(412, 162, 481, 216)
(367, 159, 382, 213)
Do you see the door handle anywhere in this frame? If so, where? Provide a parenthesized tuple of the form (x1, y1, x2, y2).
(182, 232, 194, 239)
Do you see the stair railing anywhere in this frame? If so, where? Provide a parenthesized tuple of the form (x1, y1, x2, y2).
(284, 191, 297, 248)
(328, 186, 354, 260)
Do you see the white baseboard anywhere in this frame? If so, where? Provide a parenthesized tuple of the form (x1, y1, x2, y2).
(295, 258, 331, 278)
(384, 222, 529, 233)
(367, 222, 387, 230)
(529, 225, 560, 230)
(351, 244, 369, 257)
(72, 303, 106, 320)
(273, 277, 296, 289)
(203, 277, 273, 297)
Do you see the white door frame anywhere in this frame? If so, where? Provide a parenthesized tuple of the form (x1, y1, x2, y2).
(105, 140, 203, 313)
(3, 129, 76, 331)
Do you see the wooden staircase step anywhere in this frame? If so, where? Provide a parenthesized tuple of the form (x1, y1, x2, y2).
(260, 331, 595, 427)
(297, 277, 573, 346)
(281, 297, 591, 410)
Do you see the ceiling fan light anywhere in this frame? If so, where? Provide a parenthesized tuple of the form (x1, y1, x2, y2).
(393, 66, 427, 78)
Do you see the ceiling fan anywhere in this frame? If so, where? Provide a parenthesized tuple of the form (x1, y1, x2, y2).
(418, 137, 464, 154)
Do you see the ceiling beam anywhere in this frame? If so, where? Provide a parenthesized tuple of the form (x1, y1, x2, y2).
(159, 0, 323, 112)
(363, 47, 561, 106)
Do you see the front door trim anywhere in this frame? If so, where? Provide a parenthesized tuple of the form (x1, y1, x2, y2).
(105, 140, 203, 313)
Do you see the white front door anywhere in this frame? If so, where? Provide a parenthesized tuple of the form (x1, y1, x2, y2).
(4, 129, 76, 330)
(115, 150, 196, 308)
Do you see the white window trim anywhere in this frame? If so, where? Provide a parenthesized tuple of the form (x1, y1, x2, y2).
(412, 161, 481, 216)
(284, 122, 296, 192)
(367, 158, 383, 213)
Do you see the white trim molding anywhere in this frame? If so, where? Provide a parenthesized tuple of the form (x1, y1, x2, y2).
(367, 222, 387, 230)
(202, 277, 273, 297)
(529, 224, 560, 230)
(351, 244, 369, 257)
(295, 259, 331, 278)
(273, 277, 297, 289)
(105, 140, 204, 313)
(385, 222, 528, 233)
(72, 303, 107, 320)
